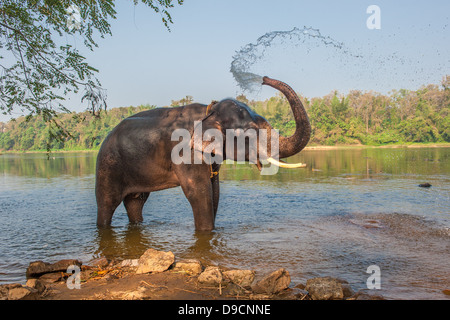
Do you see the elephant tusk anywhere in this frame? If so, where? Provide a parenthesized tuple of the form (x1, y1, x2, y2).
(266, 157, 306, 168)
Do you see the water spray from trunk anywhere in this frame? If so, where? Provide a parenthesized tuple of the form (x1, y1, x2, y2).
(230, 26, 349, 92)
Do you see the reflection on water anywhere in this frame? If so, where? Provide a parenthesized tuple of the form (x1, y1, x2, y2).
(0, 148, 449, 299)
(0, 152, 96, 178)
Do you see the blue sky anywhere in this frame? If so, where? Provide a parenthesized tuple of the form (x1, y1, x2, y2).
(4, 1, 450, 120)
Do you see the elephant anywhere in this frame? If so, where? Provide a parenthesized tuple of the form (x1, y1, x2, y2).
(95, 76, 311, 230)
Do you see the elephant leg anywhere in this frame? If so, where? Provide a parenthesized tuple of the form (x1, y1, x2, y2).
(176, 166, 215, 231)
(123, 192, 150, 224)
(211, 173, 220, 220)
(96, 192, 122, 227)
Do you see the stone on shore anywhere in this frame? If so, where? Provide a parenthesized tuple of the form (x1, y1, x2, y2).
(348, 289, 385, 300)
(136, 248, 175, 274)
(276, 287, 310, 300)
(305, 276, 354, 300)
(0, 284, 20, 300)
(251, 268, 290, 294)
(0, 283, 39, 300)
(26, 279, 47, 294)
(88, 257, 110, 268)
(26, 259, 82, 278)
(172, 259, 203, 276)
(39, 272, 66, 284)
(223, 269, 255, 288)
(198, 266, 223, 286)
(8, 286, 38, 300)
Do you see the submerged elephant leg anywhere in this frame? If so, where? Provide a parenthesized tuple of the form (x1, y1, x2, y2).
(96, 168, 124, 227)
(123, 192, 150, 224)
(176, 166, 215, 231)
(96, 194, 122, 227)
(211, 173, 220, 221)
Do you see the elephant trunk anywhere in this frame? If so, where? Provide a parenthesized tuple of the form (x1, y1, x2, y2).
(262, 76, 311, 159)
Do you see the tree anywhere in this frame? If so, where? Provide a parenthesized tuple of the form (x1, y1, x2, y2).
(0, 0, 183, 143)
(171, 95, 193, 106)
(236, 94, 249, 105)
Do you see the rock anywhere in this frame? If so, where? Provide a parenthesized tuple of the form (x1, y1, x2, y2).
(26, 279, 46, 294)
(342, 282, 355, 298)
(0, 286, 8, 300)
(38, 272, 64, 283)
(1, 283, 43, 300)
(172, 259, 203, 276)
(26, 259, 82, 278)
(349, 289, 385, 300)
(8, 285, 38, 300)
(136, 248, 175, 274)
(198, 266, 223, 286)
(223, 269, 255, 288)
(88, 257, 110, 268)
(305, 277, 354, 300)
(276, 287, 310, 300)
(121, 259, 139, 267)
(418, 183, 432, 188)
(0, 284, 22, 300)
(251, 268, 291, 294)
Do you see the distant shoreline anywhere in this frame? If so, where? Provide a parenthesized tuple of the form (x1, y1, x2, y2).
(1, 142, 450, 155)
(304, 142, 450, 150)
(0, 149, 99, 154)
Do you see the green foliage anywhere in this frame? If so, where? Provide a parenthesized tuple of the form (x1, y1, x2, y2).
(171, 95, 193, 107)
(0, 104, 156, 151)
(247, 76, 450, 146)
(0, 0, 183, 148)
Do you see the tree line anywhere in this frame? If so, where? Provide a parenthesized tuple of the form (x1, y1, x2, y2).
(0, 76, 449, 152)
(242, 75, 449, 145)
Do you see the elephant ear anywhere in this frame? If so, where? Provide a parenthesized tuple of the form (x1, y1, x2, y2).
(190, 110, 225, 165)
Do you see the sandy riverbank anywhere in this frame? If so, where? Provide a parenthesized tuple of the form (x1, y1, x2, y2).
(1, 250, 388, 301)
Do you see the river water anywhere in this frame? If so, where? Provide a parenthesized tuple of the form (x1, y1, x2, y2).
(0, 147, 449, 299)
